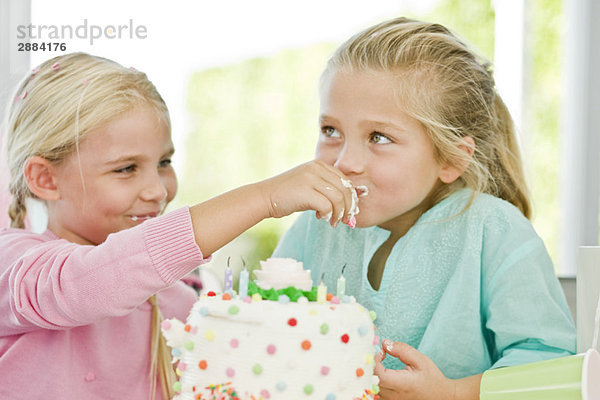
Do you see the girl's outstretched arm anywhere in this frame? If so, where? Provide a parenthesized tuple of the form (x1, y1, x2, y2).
(189, 160, 354, 257)
(374, 340, 482, 400)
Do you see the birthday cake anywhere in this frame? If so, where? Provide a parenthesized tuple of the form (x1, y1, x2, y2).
(162, 258, 380, 400)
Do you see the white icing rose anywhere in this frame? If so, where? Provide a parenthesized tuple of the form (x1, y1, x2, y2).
(253, 257, 313, 291)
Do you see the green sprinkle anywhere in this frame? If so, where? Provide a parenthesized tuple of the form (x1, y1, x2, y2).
(369, 310, 377, 321)
(228, 305, 240, 315)
(320, 323, 329, 334)
(373, 384, 380, 394)
(252, 363, 263, 375)
(184, 341, 194, 351)
(303, 384, 314, 394)
(173, 381, 182, 392)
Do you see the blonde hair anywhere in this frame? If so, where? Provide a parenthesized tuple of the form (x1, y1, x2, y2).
(3, 52, 175, 399)
(323, 17, 531, 218)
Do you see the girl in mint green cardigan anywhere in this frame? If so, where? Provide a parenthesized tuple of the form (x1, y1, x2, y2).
(274, 17, 575, 400)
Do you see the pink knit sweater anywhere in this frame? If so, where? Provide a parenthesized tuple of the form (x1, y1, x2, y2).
(0, 207, 208, 399)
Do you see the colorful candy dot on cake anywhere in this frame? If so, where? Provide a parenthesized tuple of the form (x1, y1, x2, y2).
(171, 348, 181, 357)
(372, 384, 380, 394)
(288, 318, 297, 327)
(297, 296, 308, 304)
(341, 334, 350, 343)
(161, 320, 171, 330)
(252, 293, 262, 302)
(320, 366, 330, 375)
(275, 381, 287, 391)
(243, 296, 252, 303)
(301, 340, 312, 350)
(204, 330, 215, 341)
(228, 305, 240, 315)
(278, 294, 290, 304)
(230, 338, 239, 348)
(184, 324, 192, 332)
(356, 368, 364, 377)
(365, 353, 374, 365)
(303, 384, 314, 395)
(226, 367, 235, 377)
(173, 382, 182, 393)
(320, 323, 329, 335)
(326, 293, 333, 301)
(341, 295, 352, 303)
(369, 310, 377, 321)
(260, 389, 270, 398)
(252, 364, 263, 375)
(330, 296, 340, 304)
(373, 335, 380, 345)
(207, 291, 217, 297)
(184, 341, 194, 351)
(222, 293, 232, 300)
(177, 361, 187, 371)
(358, 326, 369, 337)
(266, 344, 277, 355)
(199, 306, 209, 316)
(198, 360, 207, 370)
(326, 394, 336, 400)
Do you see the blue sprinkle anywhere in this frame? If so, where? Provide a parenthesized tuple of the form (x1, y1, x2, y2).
(358, 326, 369, 337)
(171, 348, 181, 357)
(326, 394, 336, 400)
(341, 295, 352, 303)
(278, 294, 290, 304)
(275, 381, 287, 391)
(199, 307, 209, 316)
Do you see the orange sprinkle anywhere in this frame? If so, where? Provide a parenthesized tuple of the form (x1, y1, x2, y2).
(198, 360, 208, 370)
(222, 293, 232, 300)
(356, 368, 364, 377)
(326, 293, 333, 301)
(301, 340, 312, 350)
(184, 324, 192, 332)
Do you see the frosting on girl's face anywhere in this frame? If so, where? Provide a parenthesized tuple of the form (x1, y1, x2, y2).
(46, 105, 177, 245)
(316, 69, 444, 233)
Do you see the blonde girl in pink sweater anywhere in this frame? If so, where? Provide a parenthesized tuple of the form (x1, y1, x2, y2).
(0, 52, 356, 400)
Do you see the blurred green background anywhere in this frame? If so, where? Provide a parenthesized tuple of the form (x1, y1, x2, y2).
(171, 0, 563, 285)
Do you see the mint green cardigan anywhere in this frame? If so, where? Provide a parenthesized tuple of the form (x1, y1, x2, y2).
(273, 189, 576, 378)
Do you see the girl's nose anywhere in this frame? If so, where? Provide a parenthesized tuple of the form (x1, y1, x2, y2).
(334, 142, 365, 175)
(140, 171, 168, 202)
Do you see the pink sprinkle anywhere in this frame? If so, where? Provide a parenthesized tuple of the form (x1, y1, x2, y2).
(321, 366, 330, 375)
(243, 296, 252, 303)
(177, 361, 187, 371)
(51, 62, 60, 70)
(82, 78, 88, 85)
(330, 296, 340, 304)
(260, 389, 270, 398)
(31, 66, 41, 75)
(267, 344, 276, 355)
(129, 66, 136, 71)
(226, 367, 235, 377)
(161, 320, 171, 330)
(191, 326, 198, 334)
(230, 338, 239, 348)
(19, 90, 27, 100)
(373, 335, 380, 345)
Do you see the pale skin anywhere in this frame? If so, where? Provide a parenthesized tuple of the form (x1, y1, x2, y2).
(23, 104, 357, 256)
(317, 68, 480, 399)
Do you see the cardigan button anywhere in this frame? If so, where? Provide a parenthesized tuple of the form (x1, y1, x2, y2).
(85, 372, 96, 382)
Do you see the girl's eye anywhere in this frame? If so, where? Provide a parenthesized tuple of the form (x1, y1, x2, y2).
(370, 132, 392, 144)
(114, 164, 136, 174)
(321, 126, 341, 138)
(159, 159, 172, 168)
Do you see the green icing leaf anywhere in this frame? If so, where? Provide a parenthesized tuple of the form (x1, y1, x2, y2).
(247, 281, 318, 302)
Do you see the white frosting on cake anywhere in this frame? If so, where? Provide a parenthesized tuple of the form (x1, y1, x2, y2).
(163, 294, 379, 400)
(254, 258, 312, 291)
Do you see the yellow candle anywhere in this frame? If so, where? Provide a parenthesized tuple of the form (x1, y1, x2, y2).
(317, 281, 327, 303)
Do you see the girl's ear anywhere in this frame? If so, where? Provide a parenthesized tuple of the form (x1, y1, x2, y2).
(24, 156, 60, 201)
(439, 136, 475, 184)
